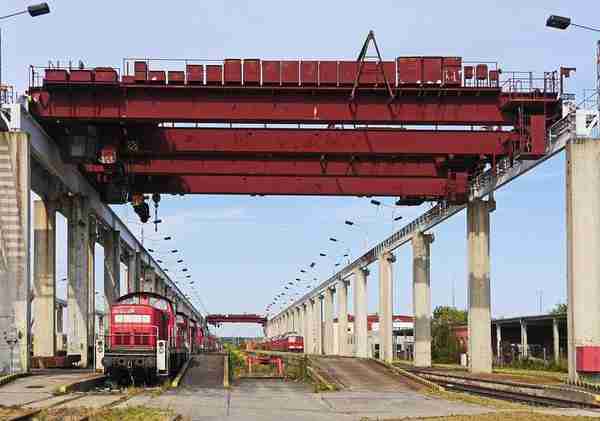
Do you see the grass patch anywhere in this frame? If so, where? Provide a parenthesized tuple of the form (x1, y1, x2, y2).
(492, 367, 566, 384)
(424, 387, 525, 410)
(34, 406, 173, 421)
(1, 405, 37, 419)
(361, 412, 600, 420)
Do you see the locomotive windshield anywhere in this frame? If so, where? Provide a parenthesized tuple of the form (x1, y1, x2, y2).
(116, 293, 172, 313)
(149, 296, 169, 311)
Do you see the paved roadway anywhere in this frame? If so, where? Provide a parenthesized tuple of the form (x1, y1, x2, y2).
(121, 355, 494, 420)
(311, 356, 419, 391)
(181, 353, 225, 388)
(0, 369, 104, 408)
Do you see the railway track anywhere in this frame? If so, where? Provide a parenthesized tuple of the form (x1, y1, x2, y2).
(409, 368, 600, 409)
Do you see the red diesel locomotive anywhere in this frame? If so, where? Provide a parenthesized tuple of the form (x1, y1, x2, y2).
(102, 292, 195, 383)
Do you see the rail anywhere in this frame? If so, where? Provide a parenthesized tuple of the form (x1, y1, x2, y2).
(271, 111, 575, 319)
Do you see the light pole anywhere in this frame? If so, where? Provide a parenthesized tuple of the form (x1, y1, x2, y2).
(546, 15, 600, 114)
(0, 3, 50, 96)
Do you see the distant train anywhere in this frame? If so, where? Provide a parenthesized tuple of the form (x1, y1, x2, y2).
(259, 332, 304, 353)
(101, 292, 209, 384)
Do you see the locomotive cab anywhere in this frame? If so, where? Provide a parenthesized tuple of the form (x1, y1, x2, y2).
(102, 292, 177, 384)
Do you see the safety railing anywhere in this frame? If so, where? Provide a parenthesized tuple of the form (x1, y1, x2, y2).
(30, 57, 559, 98)
(0, 85, 15, 105)
(500, 71, 559, 94)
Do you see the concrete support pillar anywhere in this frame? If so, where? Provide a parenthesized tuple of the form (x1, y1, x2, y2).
(134, 252, 142, 292)
(87, 219, 96, 360)
(314, 297, 323, 354)
(293, 309, 298, 332)
(103, 230, 120, 331)
(304, 303, 312, 354)
(353, 267, 369, 358)
(126, 252, 136, 294)
(553, 318, 560, 364)
(520, 320, 528, 358)
(413, 232, 433, 367)
(337, 279, 349, 356)
(496, 323, 502, 364)
(144, 268, 155, 293)
(297, 307, 304, 337)
(323, 288, 334, 355)
(32, 199, 56, 357)
(0, 133, 31, 373)
(379, 251, 395, 363)
(67, 195, 92, 367)
(566, 138, 600, 382)
(467, 198, 494, 374)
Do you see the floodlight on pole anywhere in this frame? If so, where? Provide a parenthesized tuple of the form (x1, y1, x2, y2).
(0, 3, 50, 102)
(546, 15, 600, 32)
(545, 15, 600, 121)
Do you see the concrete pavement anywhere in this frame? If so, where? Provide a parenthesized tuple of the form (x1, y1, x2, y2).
(121, 377, 493, 421)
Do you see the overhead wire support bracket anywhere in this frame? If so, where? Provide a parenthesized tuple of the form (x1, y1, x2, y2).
(350, 30, 395, 102)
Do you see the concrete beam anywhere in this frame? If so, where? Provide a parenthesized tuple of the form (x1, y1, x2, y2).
(32, 199, 56, 357)
(413, 232, 433, 367)
(353, 267, 369, 358)
(467, 198, 493, 374)
(379, 251, 395, 363)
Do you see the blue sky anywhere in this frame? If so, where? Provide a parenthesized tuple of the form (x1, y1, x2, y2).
(14, 0, 599, 337)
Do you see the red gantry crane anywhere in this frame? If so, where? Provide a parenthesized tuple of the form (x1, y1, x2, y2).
(26, 34, 566, 219)
(206, 314, 268, 327)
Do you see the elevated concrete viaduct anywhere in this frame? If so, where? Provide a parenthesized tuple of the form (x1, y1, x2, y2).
(0, 103, 204, 374)
(269, 108, 600, 381)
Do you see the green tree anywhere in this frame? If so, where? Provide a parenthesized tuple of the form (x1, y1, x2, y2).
(550, 302, 567, 315)
(431, 306, 467, 363)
